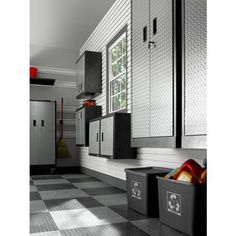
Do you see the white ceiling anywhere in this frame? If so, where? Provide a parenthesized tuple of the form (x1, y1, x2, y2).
(30, 0, 115, 69)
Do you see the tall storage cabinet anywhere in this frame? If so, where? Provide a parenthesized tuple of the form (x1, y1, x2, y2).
(89, 113, 136, 159)
(131, 0, 207, 149)
(30, 100, 56, 166)
(131, 0, 177, 148)
(75, 106, 102, 146)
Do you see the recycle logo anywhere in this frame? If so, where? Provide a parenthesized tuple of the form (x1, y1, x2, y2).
(131, 180, 141, 200)
(167, 192, 181, 216)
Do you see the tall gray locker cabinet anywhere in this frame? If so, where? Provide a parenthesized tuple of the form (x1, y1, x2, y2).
(30, 101, 56, 166)
(131, 0, 177, 148)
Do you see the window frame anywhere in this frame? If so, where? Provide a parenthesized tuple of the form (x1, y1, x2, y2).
(106, 25, 128, 114)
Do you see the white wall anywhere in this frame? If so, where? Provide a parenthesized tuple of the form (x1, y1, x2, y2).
(78, 0, 206, 180)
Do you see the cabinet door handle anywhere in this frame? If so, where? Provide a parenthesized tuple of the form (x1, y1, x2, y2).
(41, 120, 45, 127)
(101, 132, 104, 142)
(80, 83, 83, 91)
(80, 112, 82, 119)
(143, 26, 147, 42)
(96, 133, 99, 142)
(33, 120, 36, 127)
(153, 17, 157, 35)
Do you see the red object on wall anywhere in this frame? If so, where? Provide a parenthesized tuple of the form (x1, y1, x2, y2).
(30, 67, 38, 78)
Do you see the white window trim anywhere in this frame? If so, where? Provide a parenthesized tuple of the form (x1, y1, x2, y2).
(108, 32, 127, 113)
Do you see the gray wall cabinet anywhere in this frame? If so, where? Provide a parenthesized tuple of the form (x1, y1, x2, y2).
(30, 100, 56, 165)
(76, 51, 102, 99)
(131, 0, 176, 148)
(131, 0, 206, 149)
(76, 106, 102, 146)
(89, 113, 136, 159)
(182, 0, 207, 148)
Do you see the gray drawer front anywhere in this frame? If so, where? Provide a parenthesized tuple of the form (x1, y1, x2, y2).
(100, 116, 114, 156)
(149, 0, 174, 137)
(76, 110, 85, 145)
(184, 0, 207, 136)
(89, 120, 100, 155)
(131, 0, 150, 138)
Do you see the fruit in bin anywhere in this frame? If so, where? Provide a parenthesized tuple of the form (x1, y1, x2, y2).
(177, 170, 199, 183)
(164, 168, 181, 180)
(180, 159, 204, 179)
(199, 169, 207, 184)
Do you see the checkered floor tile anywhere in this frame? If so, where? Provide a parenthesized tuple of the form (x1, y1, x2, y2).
(30, 173, 185, 236)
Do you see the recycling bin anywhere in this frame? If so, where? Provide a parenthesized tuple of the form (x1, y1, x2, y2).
(125, 167, 171, 216)
(157, 177, 206, 236)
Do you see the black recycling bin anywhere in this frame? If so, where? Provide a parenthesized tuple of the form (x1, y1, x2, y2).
(125, 167, 171, 217)
(157, 177, 207, 236)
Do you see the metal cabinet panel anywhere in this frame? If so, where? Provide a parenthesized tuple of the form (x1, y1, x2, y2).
(89, 120, 100, 155)
(100, 116, 114, 156)
(76, 55, 85, 93)
(30, 101, 39, 165)
(38, 101, 55, 165)
(76, 109, 85, 145)
(184, 0, 207, 136)
(149, 0, 174, 137)
(131, 0, 150, 138)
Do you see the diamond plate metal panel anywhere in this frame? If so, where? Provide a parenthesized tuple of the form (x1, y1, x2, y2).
(131, 0, 150, 138)
(184, 0, 207, 135)
(100, 116, 114, 156)
(150, 0, 174, 137)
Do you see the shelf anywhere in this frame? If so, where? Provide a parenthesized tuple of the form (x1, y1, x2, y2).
(30, 78, 55, 85)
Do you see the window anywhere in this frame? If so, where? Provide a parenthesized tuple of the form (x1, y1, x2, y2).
(107, 27, 127, 113)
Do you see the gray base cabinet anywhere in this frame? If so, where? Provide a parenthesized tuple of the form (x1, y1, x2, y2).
(30, 100, 56, 166)
(89, 113, 136, 159)
(76, 106, 102, 146)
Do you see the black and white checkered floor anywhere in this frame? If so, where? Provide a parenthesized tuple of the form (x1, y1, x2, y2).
(30, 174, 186, 236)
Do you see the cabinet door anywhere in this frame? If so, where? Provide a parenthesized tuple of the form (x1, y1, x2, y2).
(30, 101, 39, 165)
(38, 102, 55, 165)
(182, 0, 207, 148)
(100, 116, 113, 156)
(149, 0, 174, 137)
(131, 0, 150, 138)
(75, 111, 80, 145)
(89, 120, 100, 155)
(76, 55, 85, 93)
(79, 109, 85, 145)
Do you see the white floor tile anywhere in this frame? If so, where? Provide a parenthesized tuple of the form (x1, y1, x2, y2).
(93, 194, 128, 206)
(72, 181, 109, 189)
(30, 200, 48, 214)
(50, 206, 127, 230)
(39, 189, 89, 200)
(30, 185, 38, 192)
(33, 179, 70, 185)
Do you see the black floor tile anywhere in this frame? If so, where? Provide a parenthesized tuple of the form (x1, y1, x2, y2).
(31, 175, 64, 180)
(37, 183, 77, 191)
(67, 177, 98, 183)
(82, 187, 126, 196)
(110, 205, 149, 221)
(30, 192, 42, 201)
(60, 222, 149, 236)
(30, 212, 58, 233)
(44, 197, 103, 211)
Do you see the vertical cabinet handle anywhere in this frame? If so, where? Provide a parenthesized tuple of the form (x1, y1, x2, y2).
(80, 83, 83, 91)
(101, 132, 104, 142)
(41, 120, 44, 127)
(153, 17, 157, 35)
(96, 133, 99, 142)
(80, 112, 82, 119)
(33, 120, 36, 127)
(143, 26, 147, 42)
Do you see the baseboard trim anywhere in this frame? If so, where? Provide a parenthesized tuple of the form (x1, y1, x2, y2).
(80, 167, 127, 191)
(56, 166, 81, 174)
(30, 165, 56, 175)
